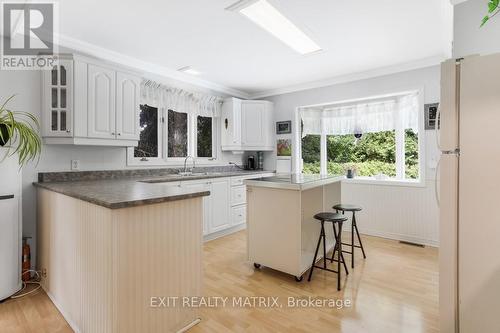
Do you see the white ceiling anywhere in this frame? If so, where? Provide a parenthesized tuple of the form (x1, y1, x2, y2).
(58, 0, 453, 98)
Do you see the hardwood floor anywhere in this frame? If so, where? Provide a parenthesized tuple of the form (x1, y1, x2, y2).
(0, 285, 72, 333)
(0, 231, 438, 333)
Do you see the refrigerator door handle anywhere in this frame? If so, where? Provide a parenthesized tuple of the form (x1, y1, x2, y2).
(435, 156, 441, 207)
(435, 104, 443, 152)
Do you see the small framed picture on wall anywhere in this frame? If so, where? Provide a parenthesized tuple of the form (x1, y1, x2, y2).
(277, 139, 292, 157)
(276, 121, 292, 134)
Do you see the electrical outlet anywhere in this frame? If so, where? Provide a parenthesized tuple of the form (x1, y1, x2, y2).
(41, 268, 47, 278)
(71, 160, 80, 170)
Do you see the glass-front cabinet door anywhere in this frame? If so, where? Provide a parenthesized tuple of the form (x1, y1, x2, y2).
(43, 59, 73, 137)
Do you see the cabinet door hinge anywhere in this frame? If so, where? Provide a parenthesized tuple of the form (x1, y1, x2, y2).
(161, 117, 165, 123)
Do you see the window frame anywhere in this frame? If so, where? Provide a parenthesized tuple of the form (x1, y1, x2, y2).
(127, 106, 219, 166)
(294, 89, 426, 187)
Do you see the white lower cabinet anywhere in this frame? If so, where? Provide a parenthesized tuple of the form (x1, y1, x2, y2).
(207, 179, 231, 233)
(231, 205, 246, 226)
(181, 173, 274, 239)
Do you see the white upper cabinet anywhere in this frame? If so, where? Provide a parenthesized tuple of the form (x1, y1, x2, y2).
(88, 64, 116, 139)
(41, 54, 141, 146)
(41, 59, 73, 137)
(221, 98, 274, 152)
(116, 72, 140, 140)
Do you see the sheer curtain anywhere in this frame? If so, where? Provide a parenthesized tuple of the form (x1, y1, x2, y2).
(140, 79, 223, 117)
(300, 92, 419, 136)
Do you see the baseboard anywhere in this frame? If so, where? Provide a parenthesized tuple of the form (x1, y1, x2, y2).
(177, 318, 201, 333)
(350, 228, 439, 247)
(44, 288, 81, 333)
(204, 224, 246, 242)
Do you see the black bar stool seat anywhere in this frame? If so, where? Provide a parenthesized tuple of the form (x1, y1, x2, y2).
(332, 204, 366, 269)
(308, 212, 349, 291)
(333, 204, 362, 212)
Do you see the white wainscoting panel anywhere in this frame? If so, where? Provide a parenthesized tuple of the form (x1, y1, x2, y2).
(37, 188, 203, 333)
(341, 180, 439, 246)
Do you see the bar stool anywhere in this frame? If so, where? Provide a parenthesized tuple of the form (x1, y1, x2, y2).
(307, 212, 349, 291)
(332, 204, 366, 269)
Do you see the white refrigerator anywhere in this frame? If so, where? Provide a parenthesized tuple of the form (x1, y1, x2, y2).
(439, 54, 500, 333)
(0, 149, 22, 301)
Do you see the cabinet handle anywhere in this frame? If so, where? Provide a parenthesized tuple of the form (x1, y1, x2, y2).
(117, 133, 121, 136)
(111, 132, 116, 136)
(0, 194, 14, 200)
(66, 130, 71, 133)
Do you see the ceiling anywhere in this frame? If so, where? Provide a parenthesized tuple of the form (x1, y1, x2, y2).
(58, 0, 453, 98)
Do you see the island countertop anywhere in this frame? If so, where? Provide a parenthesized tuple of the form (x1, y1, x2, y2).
(245, 174, 344, 190)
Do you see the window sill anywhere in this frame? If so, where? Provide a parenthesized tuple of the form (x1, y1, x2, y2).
(126, 157, 228, 168)
(341, 176, 425, 188)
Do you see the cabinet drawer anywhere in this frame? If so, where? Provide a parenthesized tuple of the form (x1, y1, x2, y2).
(231, 205, 246, 225)
(231, 185, 246, 206)
(231, 178, 244, 186)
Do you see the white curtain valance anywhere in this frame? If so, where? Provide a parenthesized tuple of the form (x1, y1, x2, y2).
(300, 93, 419, 136)
(140, 80, 223, 117)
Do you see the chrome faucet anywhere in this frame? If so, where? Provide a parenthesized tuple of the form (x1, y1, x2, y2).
(184, 156, 195, 174)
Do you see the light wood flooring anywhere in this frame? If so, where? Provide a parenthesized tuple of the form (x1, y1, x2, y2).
(0, 231, 438, 333)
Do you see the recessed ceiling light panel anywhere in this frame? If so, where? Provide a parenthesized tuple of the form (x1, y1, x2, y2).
(227, 0, 322, 55)
(178, 66, 201, 75)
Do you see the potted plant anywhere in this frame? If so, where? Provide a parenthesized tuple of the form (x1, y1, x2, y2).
(343, 163, 358, 179)
(0, 95, 42, 166)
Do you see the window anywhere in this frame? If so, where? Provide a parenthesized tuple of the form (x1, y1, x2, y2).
(167, 110, 188, 157)
(134, 105, 159, 158)
(299, 92, 422, 182)
(301, 135, 320, 174)
(197, 116, 213, 158)
(324, 131, 398, 177)
(130, 105, 218, 164)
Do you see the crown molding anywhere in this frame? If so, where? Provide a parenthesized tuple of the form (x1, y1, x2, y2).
(248, 55, 447, 99)
(55, 34, 251, 99)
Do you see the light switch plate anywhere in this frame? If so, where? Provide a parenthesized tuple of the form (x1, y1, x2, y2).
(71, 160, 80, 171)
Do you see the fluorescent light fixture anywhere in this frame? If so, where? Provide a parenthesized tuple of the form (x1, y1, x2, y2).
(178, 66, 201, 75)
(227, 0, 322, 55)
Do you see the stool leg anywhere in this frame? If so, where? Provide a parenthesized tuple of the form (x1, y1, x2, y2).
(353, 213, 367, 259)
(322, 224, 327, 269)
(330, 223, 337, 262)
(351, 214, 355, 269)
(337, 221, 343, 291)
(308, 221, 324, 282)
(330, 223, 349, 275)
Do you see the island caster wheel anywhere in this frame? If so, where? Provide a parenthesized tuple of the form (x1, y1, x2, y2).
(295, 275, 303, 282)
(254, 263, 261, 269)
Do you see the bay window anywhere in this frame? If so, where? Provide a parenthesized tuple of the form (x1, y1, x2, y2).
(299, 91, 423, 182)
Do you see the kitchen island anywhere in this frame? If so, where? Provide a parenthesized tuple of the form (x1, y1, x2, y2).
(245, 174, 344, 280)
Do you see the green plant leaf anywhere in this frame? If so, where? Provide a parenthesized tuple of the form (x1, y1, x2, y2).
(481, 15, 490, 27)
(0, 95, 42, 166)
(489, 1, 498, 13)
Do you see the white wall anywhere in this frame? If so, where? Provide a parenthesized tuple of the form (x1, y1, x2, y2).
(453, 0, 500, 58)
(0, 68, 245, 269)
(262, 66, 441, 245)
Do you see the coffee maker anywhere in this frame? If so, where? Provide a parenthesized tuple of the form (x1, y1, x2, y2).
(247, 155, 255, 170)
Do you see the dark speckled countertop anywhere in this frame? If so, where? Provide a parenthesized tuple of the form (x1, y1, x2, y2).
(33, 169, 274, 209)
